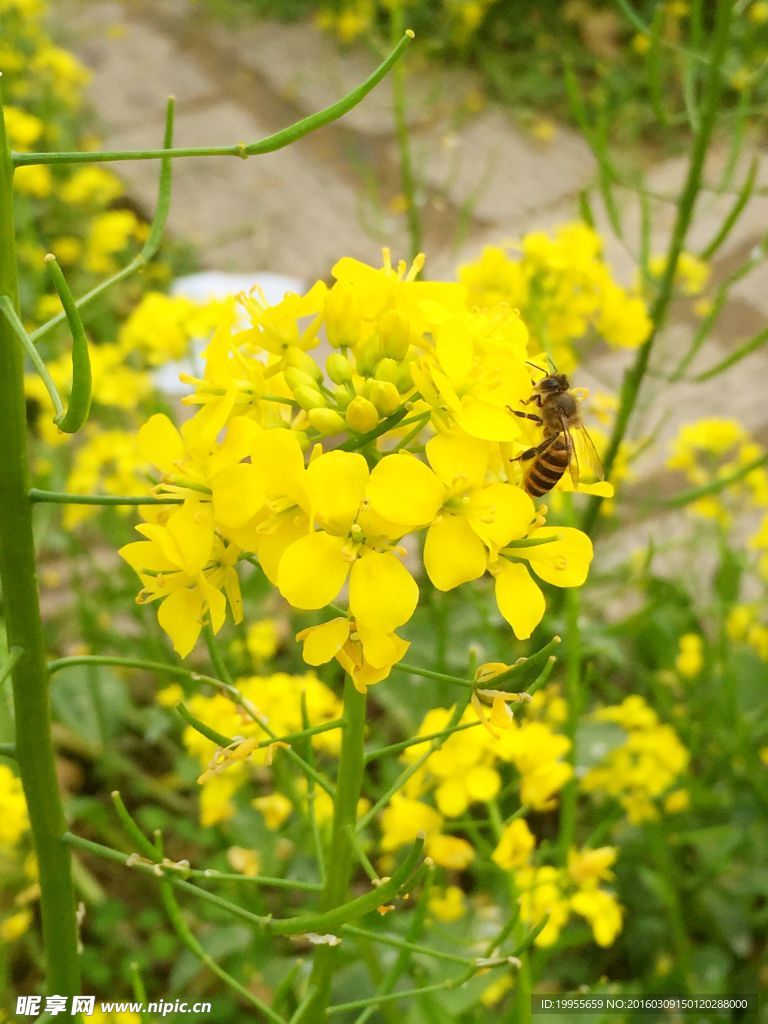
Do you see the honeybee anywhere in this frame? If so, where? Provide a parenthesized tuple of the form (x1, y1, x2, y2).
(510, 367, 604, 498)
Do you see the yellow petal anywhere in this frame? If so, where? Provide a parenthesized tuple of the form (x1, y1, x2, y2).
(435, 780, 469, 817)
(357, 624, 410, 669)
(297, 618, 350, 665)
(425, 430, 489, 490)
(211, 463, 266, 529)
(278, 531, 349, 609)
(257, 511, 309, 586)
(455, 397, 520, 442)
(435, 319, 473, 385)
(349, 549, 418, 632)
(494, 561, 546, 640)
(157, 588, 204, 657)
(119, 539, 174, 576)
(164, 503, 214, 576)
(424, 516, 487, 590)
(465, 765, 501, 802)
(467, 483, 534, 550)
(524, 527, 593, 587)
(138, 414, 184, 473)
(250, 428, 306, 503)
(305, 450, 368, 531)
(366, 453, 445, 527)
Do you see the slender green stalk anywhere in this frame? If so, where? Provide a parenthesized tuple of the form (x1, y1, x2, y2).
(357, 697, 469, 832)
(0, 646, 23, 686)
(0, 84, 81, 1003)
(364, 719, 481, 763)
(30, 99, 175, 344)
(660, 452, 768, 509)
(390, 8, 422, 261)
(557, 587, 582, 864)
(295, 679, 368, 1022)
(581, 0, 733, 535)
(391, 661, 475, 688)
(14, 34, 414, 167)
(0, 295, 64, 418)
(29, 488, 180, 505)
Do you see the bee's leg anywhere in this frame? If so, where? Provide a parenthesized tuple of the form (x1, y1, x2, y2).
(511, 434, 558, 464)
(507, 408, 544, 425)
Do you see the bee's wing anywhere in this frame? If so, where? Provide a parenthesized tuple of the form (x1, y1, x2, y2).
(572, 423, 605, 483)
(557, 412, 580, 488)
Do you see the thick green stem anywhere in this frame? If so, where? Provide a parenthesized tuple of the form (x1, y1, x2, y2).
(296, 678, 368, 1022)
(0, 87, 81, 1000)
(581, 0, 732, 536)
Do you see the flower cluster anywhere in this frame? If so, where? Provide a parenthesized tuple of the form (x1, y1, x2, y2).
(582, 695, 690, 824)
(168, 672, 342, 827)
(119, 251, 598, 681)
(666, 417, 768, 526)
(379, 697, 572, 870)
(459, 223, 652, 372)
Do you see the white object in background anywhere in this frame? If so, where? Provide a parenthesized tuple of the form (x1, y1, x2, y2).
(152, 271, 306, 395)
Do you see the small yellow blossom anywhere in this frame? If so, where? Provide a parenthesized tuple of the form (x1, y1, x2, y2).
(675, 633, 704, 678)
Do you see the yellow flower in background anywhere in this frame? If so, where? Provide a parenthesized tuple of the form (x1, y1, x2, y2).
(60, 166, 123, 206)
(253, 793, 293, 831)
(491, 817, 535, 870)
(648, 251, 710, 296)
(0, 909, 33, 943)
(13, 163, 52, 197)
(0, 765, 29, 848)
(3, 105, 43, 148)
(675, 633, 703, 678)
(428, 885, 466, 922)
(570, 886, 623, 947)
(583, 696, 690, 823)
(460, 223, 651, 368)
(495, 720, 572, 809)
(85, 209, 143, 274)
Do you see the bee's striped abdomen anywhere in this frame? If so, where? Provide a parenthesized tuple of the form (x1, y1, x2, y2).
(524, 435, 569, 497)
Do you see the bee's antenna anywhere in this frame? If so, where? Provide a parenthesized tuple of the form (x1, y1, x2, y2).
(525, 360, 547, 375)
(546, 355, 557, 373)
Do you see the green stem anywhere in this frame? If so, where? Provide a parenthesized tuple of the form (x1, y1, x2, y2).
(0, 295, 64, 419)
(30, 97, 175, 345)
(581, 0, 733, 536)
(0, 84, 81, 1003)
(390, 661, 474, 689)
(14, 34, 414, 167)
(390, 9, 422, 262)
(29, 488, 180, 505)
(557, 587, 582, 865)
(295, 678, 368, 1022)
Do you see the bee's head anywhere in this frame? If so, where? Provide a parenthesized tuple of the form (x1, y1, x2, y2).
(535, 373, 570, 394)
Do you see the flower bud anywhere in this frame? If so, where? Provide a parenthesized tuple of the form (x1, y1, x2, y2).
(294, 385, 326, 411)
(374, 356, 401, 385)
(333, 385, 352, 409)
(379, 309, 410, 360)
(308, 408, 346, 435)
(284, 367, 318, 394)
(325, 283, 360, 348)
(355, 337, 382, 377)
(326, 352, 354, 385)
(346, 395, 379, 433)
(369, 380, 400, 416)
(285, 347, 323, 382)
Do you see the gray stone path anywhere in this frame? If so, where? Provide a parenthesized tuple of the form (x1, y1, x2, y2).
(53, 0, 768, 580)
